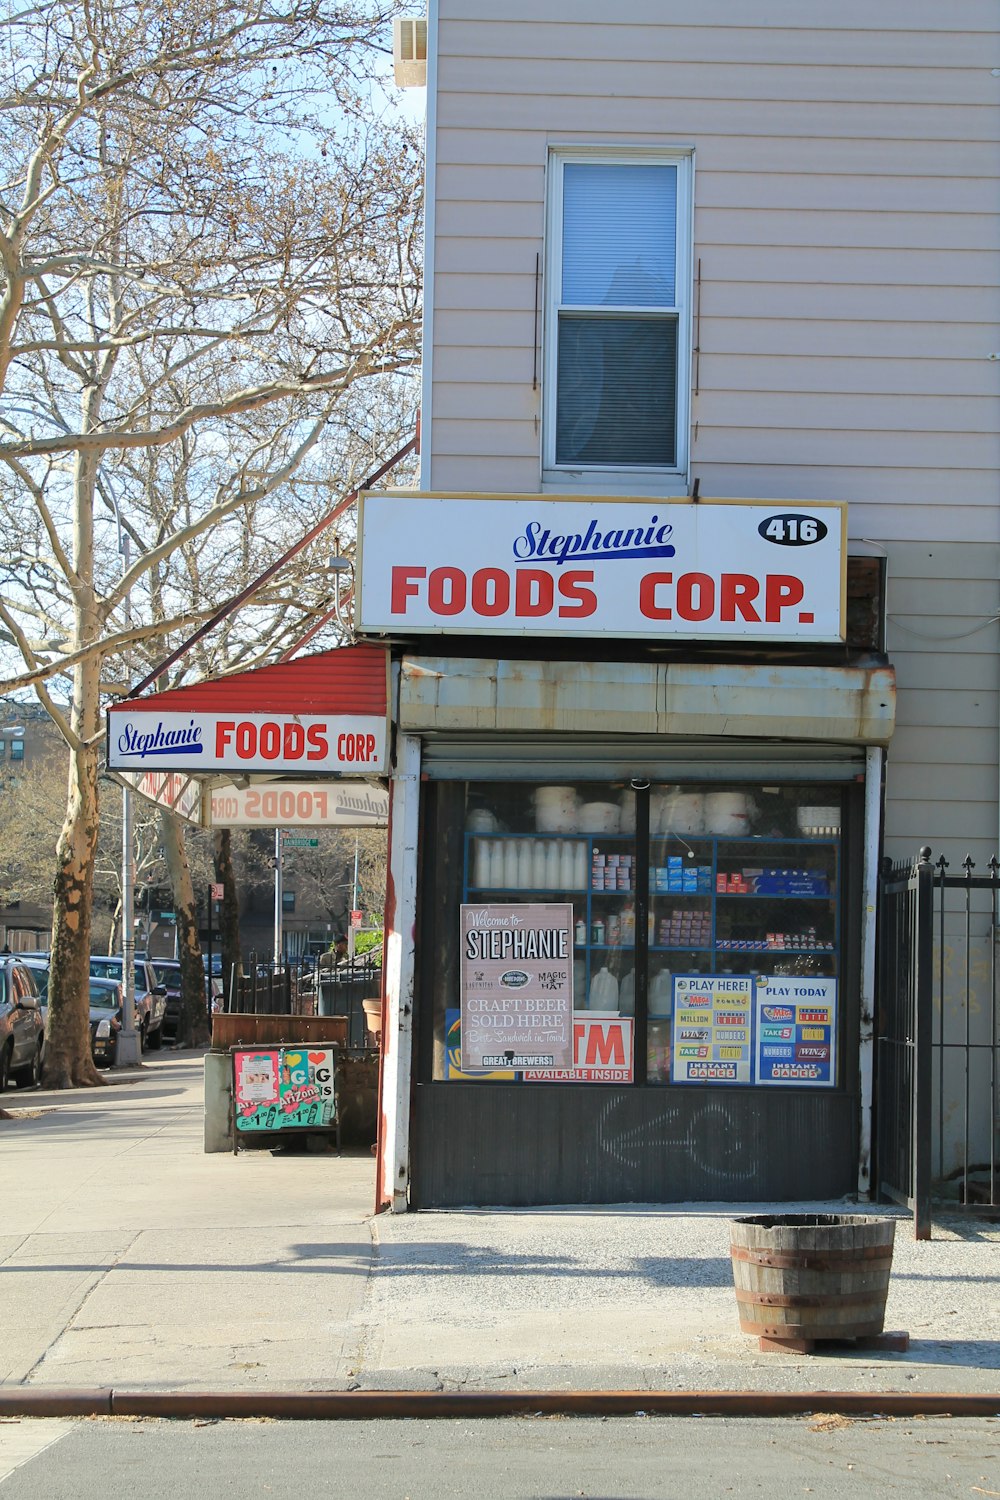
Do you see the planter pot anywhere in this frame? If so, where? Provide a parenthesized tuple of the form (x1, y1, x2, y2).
(730, 1213, 895, 1346)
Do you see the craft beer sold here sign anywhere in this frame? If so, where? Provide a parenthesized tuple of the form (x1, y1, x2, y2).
(357, 493, 846, 643)
(460, 903, 574, 1071)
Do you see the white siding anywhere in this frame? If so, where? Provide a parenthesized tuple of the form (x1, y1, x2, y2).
(423, 2, 1000, 873)
(426, 1, 1000, 541)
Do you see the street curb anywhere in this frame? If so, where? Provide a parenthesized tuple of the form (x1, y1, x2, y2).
(1, 1389, 999, 1421)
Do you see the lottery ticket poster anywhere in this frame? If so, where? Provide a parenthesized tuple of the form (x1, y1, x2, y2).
(755, 976, 837, 1087)
(670, 974, 753, 1084)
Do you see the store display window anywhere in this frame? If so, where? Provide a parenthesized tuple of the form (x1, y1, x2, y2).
(425, 779, 843, 1090)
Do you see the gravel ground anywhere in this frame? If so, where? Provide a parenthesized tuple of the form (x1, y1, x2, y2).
(363, 1200, 1000, 1393)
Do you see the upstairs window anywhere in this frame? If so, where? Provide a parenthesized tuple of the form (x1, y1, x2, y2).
(545, 152, 691, 482)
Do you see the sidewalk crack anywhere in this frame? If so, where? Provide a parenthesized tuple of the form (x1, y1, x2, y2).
(20, 1228, 145, 1385)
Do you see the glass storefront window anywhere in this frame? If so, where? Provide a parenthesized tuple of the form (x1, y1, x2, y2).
(428, 778, 843, 1090)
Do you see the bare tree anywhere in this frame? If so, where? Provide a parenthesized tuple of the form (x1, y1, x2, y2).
(0, 0, 420, 1085)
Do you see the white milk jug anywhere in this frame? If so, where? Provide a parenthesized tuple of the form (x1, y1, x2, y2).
(589, 965, 619, 1012)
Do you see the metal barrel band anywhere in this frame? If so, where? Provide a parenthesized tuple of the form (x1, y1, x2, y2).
(730, 1246, 893, 1274)
(736, 1290, 887, 1311)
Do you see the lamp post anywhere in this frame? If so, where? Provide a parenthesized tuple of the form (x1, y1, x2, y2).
(273, 827, 283, 964)
(115, 527, 141, 1066)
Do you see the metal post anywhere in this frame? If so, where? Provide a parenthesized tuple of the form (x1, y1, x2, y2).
(856, 744, 883, 1199)
(913, 848, 935, 1239)
(206, 888, 213, 1020)
(348, 835, 359, 964)
(273, 828, 283, 964)
(115, 530, 141, 1068)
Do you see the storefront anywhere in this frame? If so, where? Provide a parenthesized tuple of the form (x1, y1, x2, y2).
(359, 493, 896, 1211)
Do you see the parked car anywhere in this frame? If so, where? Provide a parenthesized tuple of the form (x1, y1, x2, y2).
(152, 960, 183, 1043)
(88, 956, 166, 1050)
(0, 956, 45, 1092)
(87, 977, 125, 1067)
(154, 957, 225, 1041)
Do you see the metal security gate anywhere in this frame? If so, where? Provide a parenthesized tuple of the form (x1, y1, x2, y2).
(876, 853, 933, 1238)
(877, 848, 1000, 1238)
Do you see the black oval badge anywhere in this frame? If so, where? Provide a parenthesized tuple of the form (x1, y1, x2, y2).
(758, 512, 828, 547)
(499, 970, 529, 989)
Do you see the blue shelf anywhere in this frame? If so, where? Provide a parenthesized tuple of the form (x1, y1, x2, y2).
(464, 830, 840, 992)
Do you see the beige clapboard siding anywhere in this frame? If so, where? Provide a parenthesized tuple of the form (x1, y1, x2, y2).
(702, 357, 994, 399)
(439, 0, 997, 27)
(441, 19, 994, 68)
(440, 58, 993, 111)
(430, 455, 546, 492)
(436, 92, 996, 143)
(885, 799, 1000, 850)
(432, 1, 1000, 910)
(436, 130, 995, 177)
(882, 544, 1000, 857)
(698, 320, 986, 360)
(887, 761, 998, 805)
(677, 470, 998, 510)
(689, 429, 998, 469)
(694, 393, 997, 435)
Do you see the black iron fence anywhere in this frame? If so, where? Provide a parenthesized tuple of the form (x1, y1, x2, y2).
(877, 848, 999, 1237)
(227, 953, 382, 1048)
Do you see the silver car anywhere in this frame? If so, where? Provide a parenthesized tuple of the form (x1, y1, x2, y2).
(0, 957, 45, 1092)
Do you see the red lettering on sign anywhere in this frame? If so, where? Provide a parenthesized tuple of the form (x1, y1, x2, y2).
(259, 722, 281, 760)
(283, 722, 305, 759)
(720, 573, 761, 622)
(765, 574, 805, 621)
(306, 724, 328, 761)
(390, 566, 426, 614)
(236, 723, 256, 758)
(216, 721, 235, 755)
(676, 572, 715, 622)
(557, 570, 597, 617)
(471, 567, 510, 617)
(581, 1026, 627, 1067)
(639, 572, 672, 619)
(428, 566, 466, 615)
(515, 569, 554, 617)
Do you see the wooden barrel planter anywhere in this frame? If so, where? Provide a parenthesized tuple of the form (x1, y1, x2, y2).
(730, 1213, 896, 1351)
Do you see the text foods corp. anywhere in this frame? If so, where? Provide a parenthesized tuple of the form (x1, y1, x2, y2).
(359, 495, 844, 642)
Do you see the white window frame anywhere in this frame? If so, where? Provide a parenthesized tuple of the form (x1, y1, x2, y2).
(542, 146, 693, 495)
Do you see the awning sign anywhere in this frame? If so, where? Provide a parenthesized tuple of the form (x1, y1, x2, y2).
(107, 710, 387, 775)
(209, 781, 388, 827)
(358, 493, 845, 642)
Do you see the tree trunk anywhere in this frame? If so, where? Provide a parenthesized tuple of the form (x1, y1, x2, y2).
(43, 734, 104, 1088)
(159, 809, 210, 1046)
(214, 827, 242, 1011)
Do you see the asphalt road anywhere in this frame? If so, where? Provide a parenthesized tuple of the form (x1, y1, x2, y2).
(1, 1415, 998, 1498)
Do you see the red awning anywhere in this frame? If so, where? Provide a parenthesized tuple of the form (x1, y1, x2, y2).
(107, 643, 391, 783)
(121, 642, 388, 717)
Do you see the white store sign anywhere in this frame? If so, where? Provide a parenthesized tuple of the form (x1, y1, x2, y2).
(107, 710, 387, 775)
(209, 781, 389, 827)
(358, 493, 846, 642)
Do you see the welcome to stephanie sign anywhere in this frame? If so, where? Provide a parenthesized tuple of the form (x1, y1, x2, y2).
(357, 493, 846, 643)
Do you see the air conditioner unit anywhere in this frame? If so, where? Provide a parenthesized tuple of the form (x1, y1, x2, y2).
(393, 16, 427, 88)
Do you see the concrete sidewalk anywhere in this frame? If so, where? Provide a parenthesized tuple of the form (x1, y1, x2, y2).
(0, 1052, 997, 1397)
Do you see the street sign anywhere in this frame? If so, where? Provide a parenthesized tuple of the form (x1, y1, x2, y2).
(282, 835, 320, 849)
(350, 909, 363, 930)
(210, 882, 224, 901)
